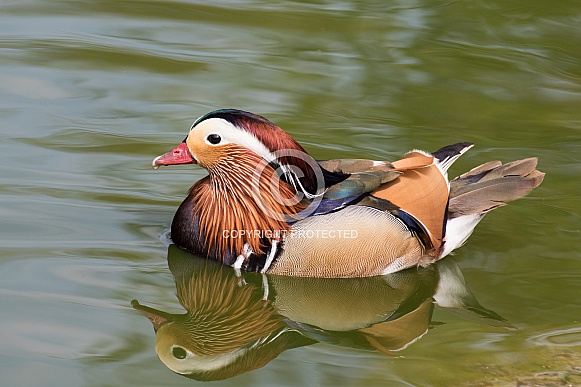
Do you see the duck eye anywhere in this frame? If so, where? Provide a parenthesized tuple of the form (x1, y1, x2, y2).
(172, 346, 187, 360)
(206, 134, 221, 145)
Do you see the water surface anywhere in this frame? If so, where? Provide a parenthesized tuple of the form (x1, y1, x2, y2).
(1, 1, 580, 386)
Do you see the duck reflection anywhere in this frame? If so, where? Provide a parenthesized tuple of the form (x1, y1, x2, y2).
(132, 245, 508, 381)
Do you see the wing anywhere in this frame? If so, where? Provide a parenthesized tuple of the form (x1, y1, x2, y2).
(318, 159, 401, 200)
(371, 151, 448, 253)
(370, 143, 474, 253)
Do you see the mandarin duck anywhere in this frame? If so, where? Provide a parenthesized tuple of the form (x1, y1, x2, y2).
(153, 109, 544, 278)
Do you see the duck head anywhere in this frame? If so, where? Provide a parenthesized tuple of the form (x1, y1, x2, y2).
(153, 109, 324, 195)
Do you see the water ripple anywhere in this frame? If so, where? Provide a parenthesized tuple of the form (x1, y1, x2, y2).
(529, 327, 581, 347)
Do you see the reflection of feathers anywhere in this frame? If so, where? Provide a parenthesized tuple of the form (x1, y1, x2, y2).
(133, 246, 512, 381)
(174, 264, 284, 356)
(268, 267, 438, 332)
(268, 267, 440, 355)
(360, 298, 434, 355)
(134, 252, 315, 381)
(434, 259, 512, 328)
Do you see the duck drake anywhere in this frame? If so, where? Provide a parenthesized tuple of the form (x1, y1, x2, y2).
(153, 109, 544, 278)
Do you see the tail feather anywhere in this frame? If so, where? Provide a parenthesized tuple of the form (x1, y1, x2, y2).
(440, 155, 544, 258)
(454, 160, 502, 179)
(448, 157, 544, 218)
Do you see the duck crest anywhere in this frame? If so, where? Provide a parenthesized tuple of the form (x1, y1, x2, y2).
(191, 145, 306, 260)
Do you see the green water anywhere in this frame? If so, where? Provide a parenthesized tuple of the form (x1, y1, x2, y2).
(1, 1, 580, 386)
